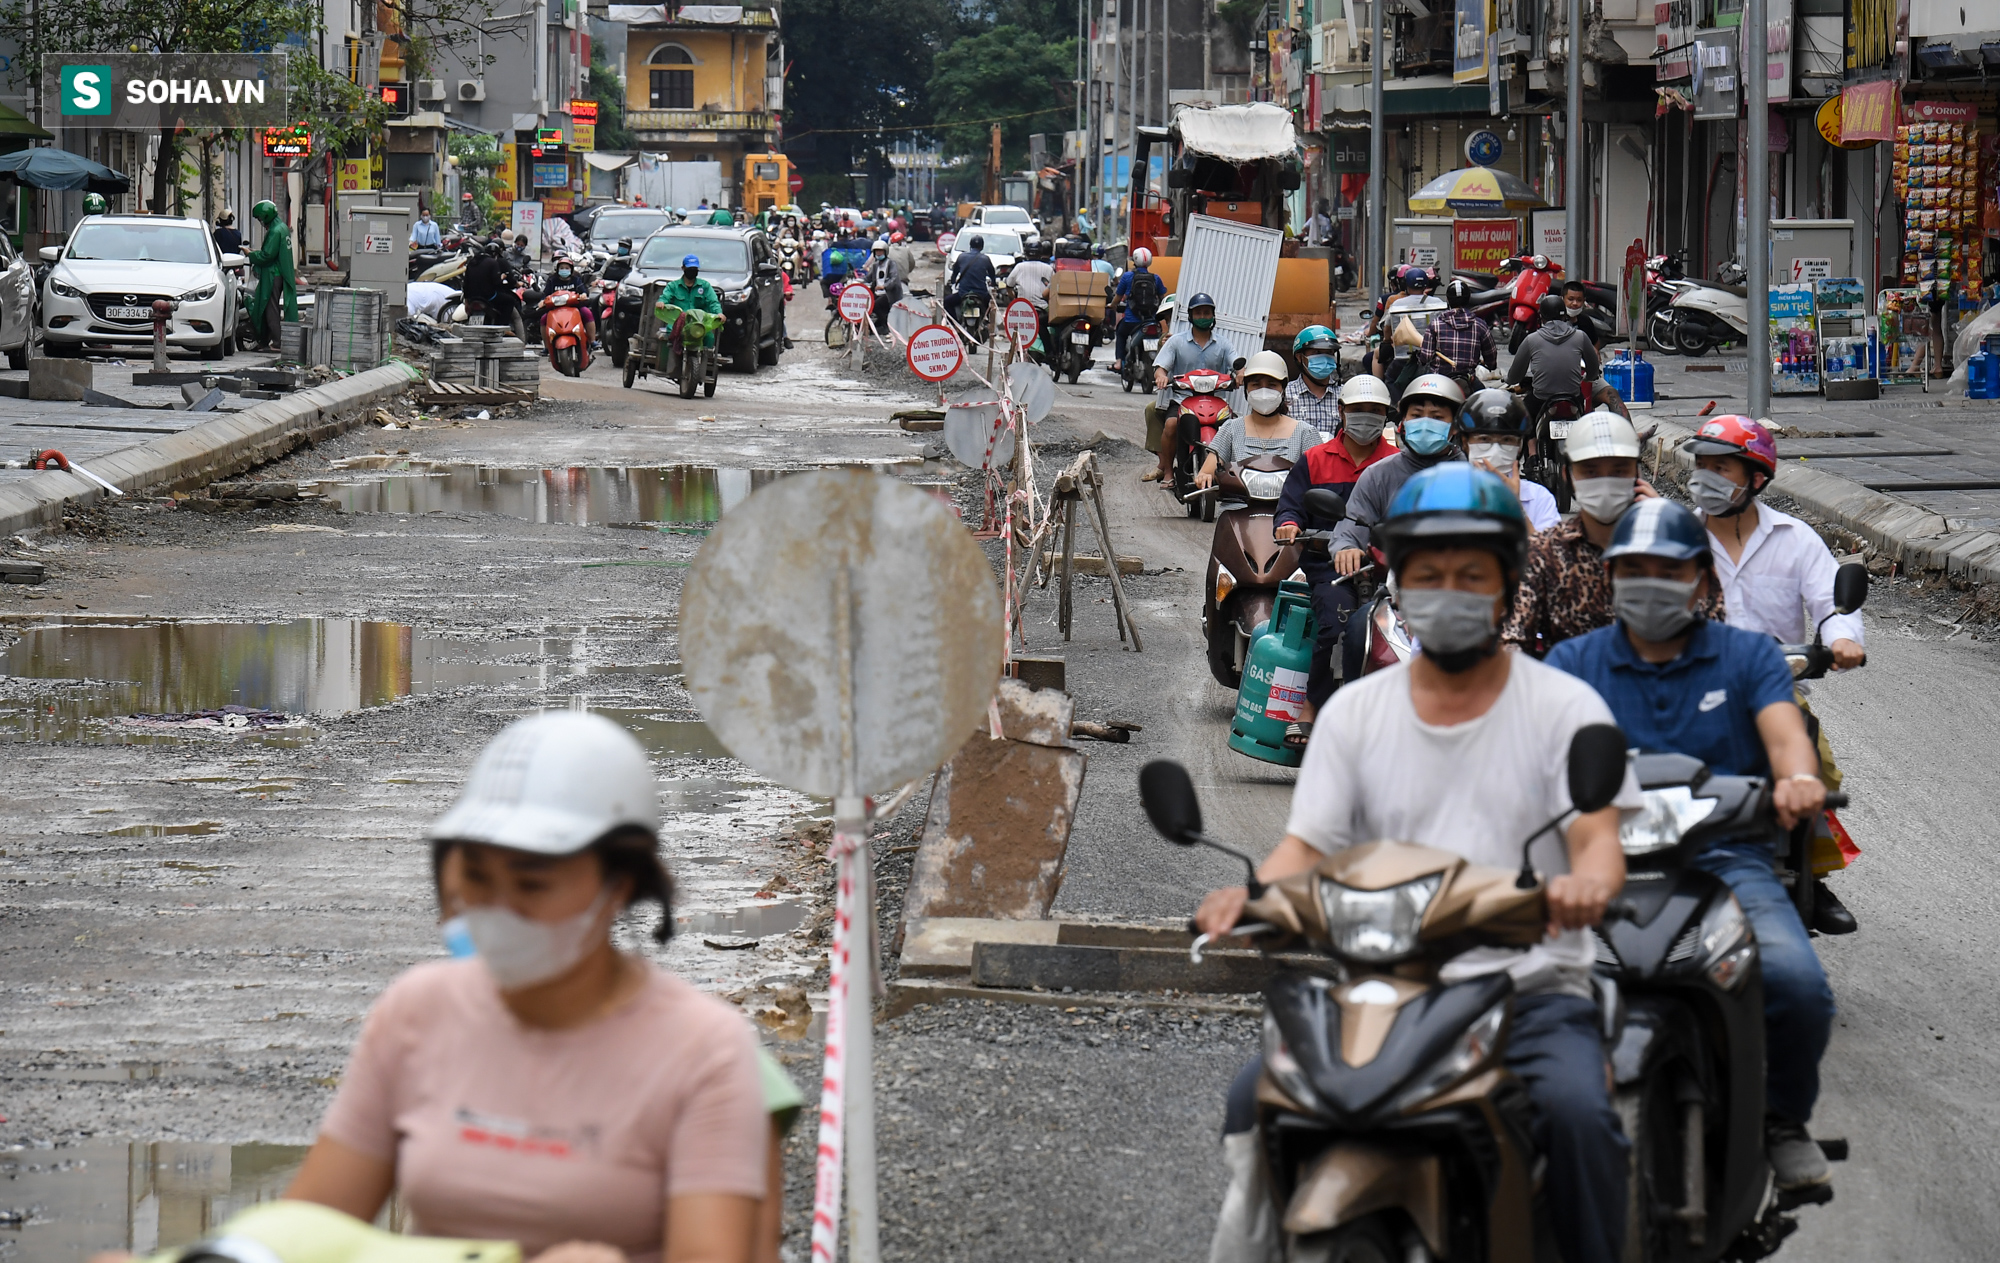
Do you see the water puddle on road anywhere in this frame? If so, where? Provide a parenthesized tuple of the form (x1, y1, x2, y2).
(680, 899, 807, 939)
(105, 821, 224, 837)
(312, 462, 778, 525)
(0, 1140, 307, 1262)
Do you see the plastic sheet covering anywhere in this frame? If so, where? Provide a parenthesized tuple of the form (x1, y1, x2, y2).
(608, 4, 668, 20)
(1174, 102, 1297, 163)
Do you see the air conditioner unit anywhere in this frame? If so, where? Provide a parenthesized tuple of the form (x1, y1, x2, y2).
(458, 80, 487, 102)
(416, 79, 447, 101)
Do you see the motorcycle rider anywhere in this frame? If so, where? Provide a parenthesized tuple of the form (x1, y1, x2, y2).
(543, 254, 598, 349)
(946, 234, 996, 314)
(603, 238, 637, 285)
(661, 254, 725, 352)
(1192, 350, 1324, 492)
(1111, 246, 1163, 372)
(1327, 373, 1466, 576)
(1562, 280, 1606, 349)
(245, 199, 298, 351)
(1504, 410, 1725, 656)
(1199, 462, 1637, 1263)
(1272, 373, 1397, 741)
(1544, 498, 1840, 1194)
(1459, 387, 1560, 531)
(1687, 415, 1864, 934)
(464, 240, 524, 338)
(1007, 239, 1056, 314)
(1281, 325, 1343, 436)
(506, 233, 533, 274)
(1507, 292, 1631, 419)
(1421, 277, 1498, 391)
(1143, 293, 1234, 483)
(864, 238, 904, 332)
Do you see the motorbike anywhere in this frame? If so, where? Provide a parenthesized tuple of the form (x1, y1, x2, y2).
(1136, 729, 1633, 1262)
(1196, 453, 1306, 688)
(537, 289, 593, 377)
(1663, 278, 1751, 358)
(1121, 320, 1162, 392)
(1168, 368, 1237, 521)
(1522, 389, 1589, 513)
(779, 237, 810, 286)
(825, 277, 867, 349)
(1776, 561, 1869, 931)
(1499, 253, 1564, 353)
(408, 249, 445, 281)
(1047, 311, 1099, 383)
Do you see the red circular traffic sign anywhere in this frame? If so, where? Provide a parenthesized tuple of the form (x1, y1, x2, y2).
(1004, 299, 1039, 346)
(937, 230, 957, 254)
(788, 170, 805, 194)
(838, 282, 873, 325)
(905, 324, 965, 382)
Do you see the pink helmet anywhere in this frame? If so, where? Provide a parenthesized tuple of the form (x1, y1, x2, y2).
(1688, 415, 1778, 477)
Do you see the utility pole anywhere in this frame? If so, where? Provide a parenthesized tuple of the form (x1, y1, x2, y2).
(1077, 0, 1087, 230)
(1745, 0, 1770, 416)
(1366, 0, 1385, 294)
(1564, 0, 1582, 284)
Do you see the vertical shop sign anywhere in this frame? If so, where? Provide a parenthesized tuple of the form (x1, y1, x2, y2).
(1453, 0, 1491, 84)
(1656, 0, 1695, 80)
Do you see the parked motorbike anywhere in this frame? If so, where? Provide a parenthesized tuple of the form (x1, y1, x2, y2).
(1197, 453, 1305, 688)
(537, 290, 593, 377)
(1169, 368, 1237, 521)
(1136, 730, 1632, 1261)
(1499, 253, 1564, 353)
(1665, 277, 1751, 358)
(1121, 320, 1162, 393)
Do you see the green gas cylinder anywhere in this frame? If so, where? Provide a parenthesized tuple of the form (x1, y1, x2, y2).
(1229, 579, 1316, 767)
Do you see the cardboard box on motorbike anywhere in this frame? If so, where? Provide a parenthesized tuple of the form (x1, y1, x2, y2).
(1047, 271, 1110, 324)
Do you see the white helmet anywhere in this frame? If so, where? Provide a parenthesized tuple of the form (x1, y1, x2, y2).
(1563, 409, 1642, 462)
(428, 712, 659, 855)
(1400, 373, 1466, 412)
(1131, 246, 1153, 267)
(1241, 349, 1290, 383)
(1337, 374, 1393, 408)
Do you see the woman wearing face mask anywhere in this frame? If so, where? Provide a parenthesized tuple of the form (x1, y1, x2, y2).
(1457, 388, 1559, 531)
(1194, 350, 1325, 490)
(543, 256, 599, 349)
(1326, 373, 1467, 579)
(287, 712, 769, 1263)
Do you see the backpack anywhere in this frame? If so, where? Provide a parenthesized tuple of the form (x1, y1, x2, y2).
(1126, 270, 1161, 320)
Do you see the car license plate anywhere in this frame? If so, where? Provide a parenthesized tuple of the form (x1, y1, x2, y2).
(1547, 419, 1572, 439)
(107, 305, 151, 320)
(1071, 331, 1090, 345)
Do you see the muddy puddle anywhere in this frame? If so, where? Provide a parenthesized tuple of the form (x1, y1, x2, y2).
(0, 1140, 307, 1261)
(0, 620, 682, 746)
(680, 898, 807, 938)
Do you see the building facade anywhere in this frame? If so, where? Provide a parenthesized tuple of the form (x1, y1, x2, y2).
(612, 1, 782, 208)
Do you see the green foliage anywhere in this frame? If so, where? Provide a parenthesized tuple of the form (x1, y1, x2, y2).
(587, 42, 635, 152)
(926, 25, 1075, 166)
(780, 0, 958, 170)
(449, 130, 503, 226)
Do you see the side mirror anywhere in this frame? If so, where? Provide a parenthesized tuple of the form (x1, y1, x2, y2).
(38, 246, 59, 262)
(1567, 724, 1628, 815)
(221, 253, 248, 269)
(1302, 487, 1346, 523)
(1138, 760, 1202, 844)
(1167, 167, 1191, 189)
(1833, 561, 1868, 615)
(1232, 356, 1247, 371)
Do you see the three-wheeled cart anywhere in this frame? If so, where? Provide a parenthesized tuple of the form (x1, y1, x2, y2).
(621, 279, 721, 397)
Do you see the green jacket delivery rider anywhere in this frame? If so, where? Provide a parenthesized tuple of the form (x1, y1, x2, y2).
(658, 254, 723, 347)
(246, 199, 298, 344)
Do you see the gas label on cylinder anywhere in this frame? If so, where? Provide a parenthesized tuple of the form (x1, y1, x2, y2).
(1261, 667, 1309, 724)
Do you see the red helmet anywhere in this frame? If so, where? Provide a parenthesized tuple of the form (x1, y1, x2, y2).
(891, 231, 905, 242)
(1688, 414, 1778, 477)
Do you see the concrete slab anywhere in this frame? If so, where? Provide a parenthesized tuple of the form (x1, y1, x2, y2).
(28, 357, 90, 401)
(904, 732, 1087, 921)
(899, 916, 1062, 977)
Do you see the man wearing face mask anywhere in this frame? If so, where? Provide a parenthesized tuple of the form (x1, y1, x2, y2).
(1199, 463, 1639, 1263)
(1282, 325, 1344, 435)
(1272, 374, 1398, 741)
(1544, 500, 1839, 1196)
(1458, 387, 1559, 531)
(1507, 292, 1630, 420)
(1326, 374, 1466, 577)
(542, 255, 599, 349)
(1144, 293, 1234, 483)
(661, 254, 725, 351)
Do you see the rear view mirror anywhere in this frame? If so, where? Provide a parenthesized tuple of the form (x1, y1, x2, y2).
(1232, 356, 1247, 371)
(1302, 488, 1346, 523)
(1139, 761, 1202, 845)
(1833, 561, 1868, 615)
(1568, 724, 1628, 814)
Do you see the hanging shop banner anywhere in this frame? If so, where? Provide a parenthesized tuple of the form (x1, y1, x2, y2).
(1453, 0, 1492, 84)
(1758, 0, 1793, 104)
(493, 144, 519, 203)
(1655, 0, 1696, 81)
(1330, 131, 1370, 173)
(1453, 218, 1517, 274)
(532, 161, 570, 188)
(1691, 30, 1738, 122)
(1845, 0, 1903, 75)
(1839, 80, 1897, 145)
(1816, 95, 1880, 150)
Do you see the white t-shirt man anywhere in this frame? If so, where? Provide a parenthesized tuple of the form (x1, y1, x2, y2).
(1286, 651, 1640, 997)
(1009, 259, 1055, 308)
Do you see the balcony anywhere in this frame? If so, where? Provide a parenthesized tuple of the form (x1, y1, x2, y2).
(608, 4, 779, 28)
(627, 109, 776, 134)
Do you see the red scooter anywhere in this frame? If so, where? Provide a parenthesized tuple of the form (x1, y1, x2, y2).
(1498, 253, 1564, 353)
(538, 290, 593, 377)
(1169, 368, 1236, 521)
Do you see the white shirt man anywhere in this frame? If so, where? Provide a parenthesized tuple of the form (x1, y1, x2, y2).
(1701, 504, 1864, 646)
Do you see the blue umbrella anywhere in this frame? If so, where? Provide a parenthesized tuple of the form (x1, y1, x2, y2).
(0, 147, 131, 193)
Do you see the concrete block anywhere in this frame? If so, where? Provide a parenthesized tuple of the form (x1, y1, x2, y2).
(898, 917, 1061, 977)
(904, 732, 1087, 921)
(970, 941, 1275, 993)
(28, 355, 91, 401)
(1007, 656, 1066, 692)
(992, 676, 1074, 748)
(0, 379, 27, 399)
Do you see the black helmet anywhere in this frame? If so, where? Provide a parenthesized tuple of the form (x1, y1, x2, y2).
(1537, 293, 1567, 323)
(969, 235, 985, 251)
(1445, 278, 1477, 309)
(1457, 388, 1530, 438)
(1402, 267, 1432, 292)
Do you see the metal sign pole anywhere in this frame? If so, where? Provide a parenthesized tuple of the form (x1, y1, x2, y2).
(1564, 0, 1583, 282)
(1745, 0, 1770, 416)
(1367, 0, 1385, 294)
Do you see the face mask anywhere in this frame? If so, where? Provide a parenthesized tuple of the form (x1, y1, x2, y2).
(1467, 440, 1519, 475)
(1403, 416, 1453, 456)
(1613, 576, 1701, 642)
(1248, 387, 1284, 415)
(1305, 354, 1338, 381)
(1190, 316, 1216, 331)
(1572, 475, 1636, 523)
(684, 270, 699, 283)
(1343, 413, 1387, 445)
(441, 915, 476, 959)
(1398, 587, 1499, 662)
(461, 889, 612, 991)
(1688, 467, 1749, 517)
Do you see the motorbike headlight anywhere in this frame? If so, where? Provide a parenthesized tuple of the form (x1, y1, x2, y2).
(1188, 372, 1219, 393)
(49, 277, 84, 299)
(619, 280, 643, 296)
(1213, 563, 1235, 605)
(179, 284, 217, 303)
(1241, 469, 1289, 502)
(1316, 873, 1441, 964)
(1698, 892, 1755, 991)
(725, 287, 752, 303)
(1373, 598, 1415, 658)
(1392, 997, 1507, 1113)
(1261, 1012, 1324, 1113)
(1618, 786, 1716, 856)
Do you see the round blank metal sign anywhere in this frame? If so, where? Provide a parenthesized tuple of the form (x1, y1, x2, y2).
(1008, 360, 1056, 424)
(681, 469, 1002, 799)
(942, 400, 1015, 470)
(886, 298, 931, 342)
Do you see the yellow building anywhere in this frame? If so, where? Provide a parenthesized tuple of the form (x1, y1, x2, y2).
(620, 3, 781, 208)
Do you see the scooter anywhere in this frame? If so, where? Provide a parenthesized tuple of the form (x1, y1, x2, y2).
(1776, 562, 1869, 933)
(1500, 253, 1564, 353)
(1120, 319, 1162, 392)
(1665, 277, 1751, 357)
(1196, 453, 1306, 688)
(1169, 368, 1237, 521)
(1047, 311, 1099, 383)
(537, 289, 593, 377)
(1137, 731, 1634, 1262)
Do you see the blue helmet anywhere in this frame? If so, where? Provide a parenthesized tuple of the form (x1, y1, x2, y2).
(1292, 323, 1337, 357)
(682, 254, 701, 269)
(1603, 498, 1711, 564)
(1378, 464, 1529, 575)
(1185, 291, 1217, 312)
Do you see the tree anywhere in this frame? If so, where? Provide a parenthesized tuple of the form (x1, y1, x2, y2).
(587, 41, 635, 153)
(780, 0, 959, 177)
(926, 25, 1076, 167)
(448, 130, 503, 227)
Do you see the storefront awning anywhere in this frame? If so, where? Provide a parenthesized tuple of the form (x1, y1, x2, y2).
(585, 152, 635, 171)
(0, 104, 52, 140)
(1324, 75, 1492, 120)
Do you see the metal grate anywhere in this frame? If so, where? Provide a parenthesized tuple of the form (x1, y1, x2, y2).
(1666, 922, 1702, 965)
(1591, 928, 1621, 969)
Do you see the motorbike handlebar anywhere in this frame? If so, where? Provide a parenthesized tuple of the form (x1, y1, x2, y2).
(1823, 792, 1849, 810)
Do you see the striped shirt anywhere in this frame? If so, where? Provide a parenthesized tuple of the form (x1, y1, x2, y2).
(1284, 377, 1344, 436)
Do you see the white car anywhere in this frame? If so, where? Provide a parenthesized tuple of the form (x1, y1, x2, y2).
(967, 204, 1041, 249)
(946, 228, 1023, 279)
(0, 233, 33, 369)
(39, 215, 246, 359)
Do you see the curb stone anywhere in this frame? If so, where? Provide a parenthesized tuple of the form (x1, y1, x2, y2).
(0, 361, 423, 536)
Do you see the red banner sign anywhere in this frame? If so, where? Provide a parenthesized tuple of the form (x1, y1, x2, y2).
(1454, 218, 1519, 274)
(568, 98, 599, 122)
(1840, 81, 1898, 145)
(1902, 99, 1976, 124)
